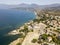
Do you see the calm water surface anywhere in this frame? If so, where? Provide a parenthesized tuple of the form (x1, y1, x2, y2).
(0, 9, 36, 45)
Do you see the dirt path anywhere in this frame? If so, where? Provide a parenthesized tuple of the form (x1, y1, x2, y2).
(22, 32, 40, 45)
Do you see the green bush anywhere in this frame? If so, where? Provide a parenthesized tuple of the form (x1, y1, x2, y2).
(33, 19, 40, 23)
(19, 33, 25, 38)
(41, 34, 48, 40)
(31, 39, 37, 43)
(57, 28, 60, 30)
(44, 43, 48, 45)
(30, 30, 33, 32)
(16, 43, 21, 45)
(19, 28, 29, 35)
(37, 40, 42, 44)
(52, 36, 60, 44)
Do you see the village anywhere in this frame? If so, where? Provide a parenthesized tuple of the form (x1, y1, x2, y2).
(9, 11, 60, 45)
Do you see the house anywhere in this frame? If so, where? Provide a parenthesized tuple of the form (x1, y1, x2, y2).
(28, 25, 33, 31)
(47, 36, 52, 42)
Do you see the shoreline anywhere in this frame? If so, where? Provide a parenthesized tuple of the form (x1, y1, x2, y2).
(7, 11, 37, 36)
(5, 8, 60, 45)
(7, 20, 34, 36)
(8, 11, 37, 45)
(8, 10, 60, 45)
(8, 20, 34, 45)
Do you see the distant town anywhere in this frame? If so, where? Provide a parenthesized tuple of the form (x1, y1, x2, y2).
(8, 6, 60, 45)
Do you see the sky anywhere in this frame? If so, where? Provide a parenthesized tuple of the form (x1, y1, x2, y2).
(0, 0, 60, 5)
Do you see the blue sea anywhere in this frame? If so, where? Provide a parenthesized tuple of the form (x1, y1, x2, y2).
(0, 9, 36, 45)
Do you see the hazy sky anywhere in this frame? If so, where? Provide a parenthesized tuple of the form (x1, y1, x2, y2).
(0, 0, 60, 5)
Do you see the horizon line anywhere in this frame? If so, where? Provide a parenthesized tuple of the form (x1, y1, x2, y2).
(0, 3, 60, 5)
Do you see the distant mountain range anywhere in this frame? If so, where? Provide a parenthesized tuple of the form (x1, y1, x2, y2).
(0, 3, 60, 10)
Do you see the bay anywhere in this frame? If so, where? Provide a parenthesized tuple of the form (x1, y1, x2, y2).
(0, 9, 36, 45)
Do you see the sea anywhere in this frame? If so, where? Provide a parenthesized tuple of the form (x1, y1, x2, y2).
(0, 9, 36, 45)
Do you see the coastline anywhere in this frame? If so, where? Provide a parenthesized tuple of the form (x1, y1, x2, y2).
(8, 20, 34, 45)
(8, 11, 37, 45)
(8, 10, 60, 45)
(7, 11, 37, 35)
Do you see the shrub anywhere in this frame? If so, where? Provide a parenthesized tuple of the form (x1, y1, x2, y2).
(44, 43, 48, 45)
(30, 30, 33, 32)
(19, 33, 25, 38)
(16, 43, 21, 45)
(57, 28, 60, 30)
(41, 34, 48, 40)
(19, 27, 29, 35)
(33, 19, 40, 23)
(37, 40, 42, 44)
(52, 36, 60, 44)
(31, 39, 37, 43)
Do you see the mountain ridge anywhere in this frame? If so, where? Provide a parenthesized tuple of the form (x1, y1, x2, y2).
(0, 3, 60, 9)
